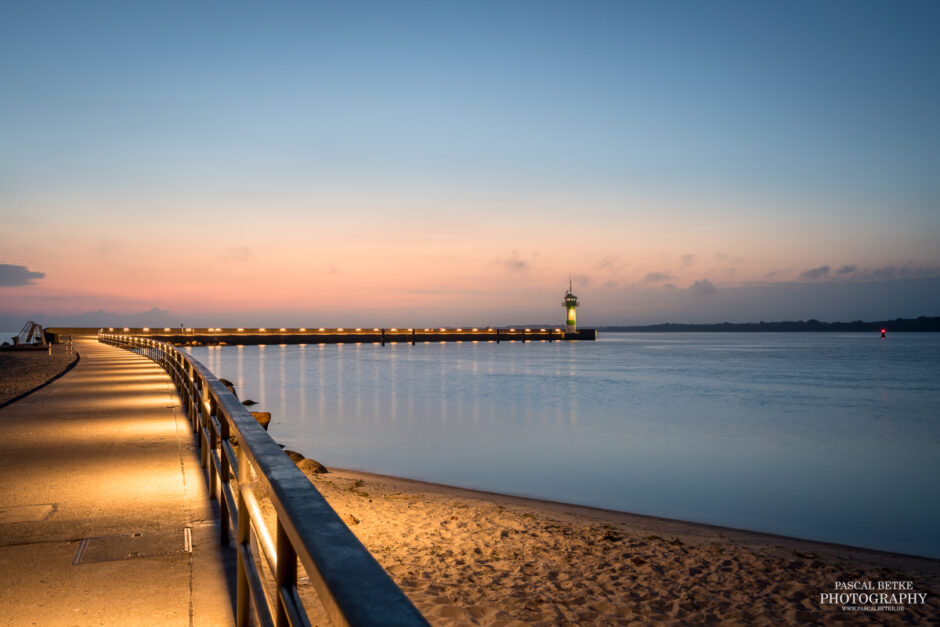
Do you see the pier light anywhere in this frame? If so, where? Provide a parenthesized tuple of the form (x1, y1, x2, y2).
(540, 328, 546, 331)
(109, 327, 114, 331)
(456, 328, 462, 332)
(143, 327, 150, 332)
(440, 327, 446, 331)
(356, 328, 362, 332)
(337, 328, 344, 332)
(525, 328, 531, 332)
(373, 328, 379, 332)
(186, 328, 193, 333)
(259, 328, 266, 332)
(472, 328, 478, 332)
(237, 328, 244, 332)
(164, 327, 171, 332)
(510, 328, 516, 332)
(555, 328, 561, 332)
(391, 328, 398, 332)
(123, 328, 129, 332)
(318, 328, 325, 331)
(407, 328, 412, 332)
(280, 327, 286, 332)
(300, 328, 306, 332)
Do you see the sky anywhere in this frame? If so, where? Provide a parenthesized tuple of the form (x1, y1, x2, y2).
(2, 1, 939, 327)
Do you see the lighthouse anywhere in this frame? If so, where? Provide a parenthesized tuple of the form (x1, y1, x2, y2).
(562, 280, 579, 333)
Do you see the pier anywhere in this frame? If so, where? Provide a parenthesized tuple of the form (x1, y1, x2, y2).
(0, 337, 235, 624)
(1, 335, 427, 626)
(46, 326, 598, 346)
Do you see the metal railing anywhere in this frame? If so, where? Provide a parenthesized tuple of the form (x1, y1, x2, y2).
(99, 334, 428, 627)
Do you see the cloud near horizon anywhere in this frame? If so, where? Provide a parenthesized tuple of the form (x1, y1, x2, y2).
(688, 279, 718, 296)
(0, 264, 45, 287)
(800, 265, 831, 281)
(645, 271, 675, 283)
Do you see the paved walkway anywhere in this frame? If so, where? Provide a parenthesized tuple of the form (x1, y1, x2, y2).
(0, 337, 235, 625)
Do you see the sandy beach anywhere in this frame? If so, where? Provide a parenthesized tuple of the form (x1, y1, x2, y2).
(281, 466, 940, 626)
(0, 344, 78, 407)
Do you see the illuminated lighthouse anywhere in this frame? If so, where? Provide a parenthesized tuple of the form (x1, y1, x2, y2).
(562, 279, 579, 333)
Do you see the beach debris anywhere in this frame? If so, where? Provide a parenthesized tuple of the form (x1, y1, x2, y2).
(298, 458, 328, 474)
(242, 399, 258, 406)
(344, 513, 360, 526)
(250, 411, 271, 430)
(283, 449, 305, 463)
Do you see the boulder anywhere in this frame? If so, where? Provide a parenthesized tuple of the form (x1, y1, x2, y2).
(283, 449, 305, 463)
(218, 378, 238, 398)
(250, 411, 271, 430)
(297, 458, 328, 474)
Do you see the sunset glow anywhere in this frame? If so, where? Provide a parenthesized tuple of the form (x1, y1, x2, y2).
(1, 2, 938, 327)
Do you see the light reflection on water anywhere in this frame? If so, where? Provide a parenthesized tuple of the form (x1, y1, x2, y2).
(187, 333, 940, 558)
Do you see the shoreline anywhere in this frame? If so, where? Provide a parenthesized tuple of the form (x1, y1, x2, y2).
(278, 465, 940, 624)
(331, 467, 940, 571)
(0, 344, 79, 409)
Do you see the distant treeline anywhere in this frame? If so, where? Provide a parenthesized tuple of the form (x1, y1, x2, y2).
(601, 316, 940, 333)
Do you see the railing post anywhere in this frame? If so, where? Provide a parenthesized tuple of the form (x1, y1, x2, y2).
(207, 395, 218, 499)
(236, 445, 251, 627)
(218, 409, 231, 545)
(275, 518, 297, 627)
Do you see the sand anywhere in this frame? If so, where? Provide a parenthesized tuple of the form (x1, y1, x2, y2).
(0, 344, 78, 407)
(279, 467, 940, 626)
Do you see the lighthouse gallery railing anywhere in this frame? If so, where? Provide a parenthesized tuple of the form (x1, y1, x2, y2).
(99, 334, 427, 627)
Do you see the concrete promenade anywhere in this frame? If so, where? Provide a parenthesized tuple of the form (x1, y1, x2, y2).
(0, 337, 235, 625)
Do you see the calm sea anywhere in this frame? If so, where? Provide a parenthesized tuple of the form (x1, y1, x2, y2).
(186, 333, 940, 558)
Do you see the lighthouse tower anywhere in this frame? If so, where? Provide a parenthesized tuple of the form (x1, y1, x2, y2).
(562, 279, 579, 333)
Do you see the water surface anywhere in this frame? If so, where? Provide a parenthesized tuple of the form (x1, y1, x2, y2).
(188, 333, 940, 558)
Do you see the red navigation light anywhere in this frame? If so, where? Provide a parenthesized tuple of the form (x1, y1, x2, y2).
(881, 329, 886, 333)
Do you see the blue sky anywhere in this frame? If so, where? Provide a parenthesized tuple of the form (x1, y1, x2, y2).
(1, 1, 939, 326)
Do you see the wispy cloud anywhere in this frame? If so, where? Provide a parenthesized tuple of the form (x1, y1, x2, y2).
(218, 245, 253, 261)
(799, 265, 830, 280)
(689, 278, 718, 296)
(0, 264, 45, 287)
(594, 256, 618, 271)
(498, 250, 529, 273)
(644, 271, 675, 283)
(680, 254, 696, 267)
(837, 264, 857, 275)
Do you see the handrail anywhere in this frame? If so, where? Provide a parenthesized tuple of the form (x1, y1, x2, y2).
(99, 333, 428, 627)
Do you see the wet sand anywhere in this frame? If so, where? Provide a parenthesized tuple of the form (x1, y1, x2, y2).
(289, 467, 939, 625)
(0, 344, 78, 407)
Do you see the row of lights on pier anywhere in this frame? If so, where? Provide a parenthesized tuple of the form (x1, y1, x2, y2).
(109, 326, 563, 334)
